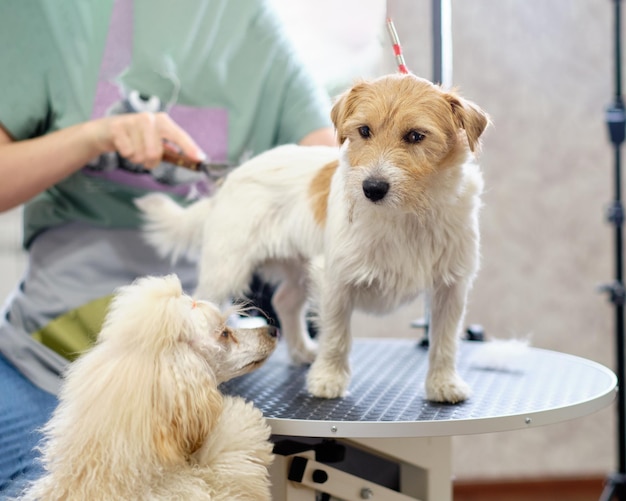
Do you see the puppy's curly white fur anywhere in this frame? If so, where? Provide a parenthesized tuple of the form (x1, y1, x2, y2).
(17, 275, 277, 501)
(136, 73, 490, 403)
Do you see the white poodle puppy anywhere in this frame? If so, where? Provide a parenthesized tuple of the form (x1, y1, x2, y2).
(17, 274, 277, 501)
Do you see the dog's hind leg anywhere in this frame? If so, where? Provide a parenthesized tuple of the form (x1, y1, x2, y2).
(271, 265, 317, 365)
(425, 279, 472, 403)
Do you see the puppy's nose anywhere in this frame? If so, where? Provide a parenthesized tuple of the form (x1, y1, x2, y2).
(266, 325, 279, 338)
(363, 178, 389, 202)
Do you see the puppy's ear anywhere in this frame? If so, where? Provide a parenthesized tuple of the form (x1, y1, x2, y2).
(331, 81, 368, 144)
(154, 375, 224, 463)
(445, 93, 491, 152)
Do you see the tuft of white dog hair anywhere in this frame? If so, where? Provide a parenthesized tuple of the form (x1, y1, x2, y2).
(16, 274, 277, 501)
(135, 73, 490, 404)
(470, 337, 532, 373)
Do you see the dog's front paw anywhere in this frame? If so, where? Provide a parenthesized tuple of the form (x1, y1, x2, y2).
(425, 371, 471, 404)
(306, 359, 350, 399)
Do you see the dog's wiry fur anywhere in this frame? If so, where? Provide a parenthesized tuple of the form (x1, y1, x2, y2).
(136, 73, 489, 403)
(17, 275, 276, 501)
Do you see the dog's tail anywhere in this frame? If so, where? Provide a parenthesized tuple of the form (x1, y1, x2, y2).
(134, 193, 210, 263)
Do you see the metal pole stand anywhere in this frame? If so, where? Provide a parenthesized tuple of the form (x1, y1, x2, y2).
(599, 2, 626, 500)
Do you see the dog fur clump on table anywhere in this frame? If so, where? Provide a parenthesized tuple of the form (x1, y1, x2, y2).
(16, 275, 277, 501)
(136, 73, 490, 404)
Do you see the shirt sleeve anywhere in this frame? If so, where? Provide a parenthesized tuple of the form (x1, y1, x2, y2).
(0, 2, 54, 140)
(251, 1, 333, 146)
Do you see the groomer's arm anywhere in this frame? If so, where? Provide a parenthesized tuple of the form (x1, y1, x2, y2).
(0, 113, 205, 213)
(298, 127, 337, 147)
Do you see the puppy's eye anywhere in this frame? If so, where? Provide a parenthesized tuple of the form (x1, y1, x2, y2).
(404, 130, 425, 144)
(358, 125, 371, 139)
(219, 328, 238, 344)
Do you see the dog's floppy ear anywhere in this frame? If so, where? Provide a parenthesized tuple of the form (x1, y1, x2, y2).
(152, 291, 225, 462)
(154, 377, 224, 462)
(331, 81, 368, 144)
(445, 92, 490, 152)
(100, 274, 224, 463)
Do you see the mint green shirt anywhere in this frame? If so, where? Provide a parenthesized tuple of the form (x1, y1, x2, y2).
(0, 0, 332, 247)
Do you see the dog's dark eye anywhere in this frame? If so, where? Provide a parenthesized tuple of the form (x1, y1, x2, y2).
(358, 125, 371, 139)
(404, 130, 425, 144)
(221, 329, 229, 339)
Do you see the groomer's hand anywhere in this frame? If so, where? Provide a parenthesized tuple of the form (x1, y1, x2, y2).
(0, 111, 205, 212)
(92, 112, 206, 169)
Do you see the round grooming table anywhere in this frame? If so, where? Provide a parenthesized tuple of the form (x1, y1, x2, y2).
(222, 339, 617, 501)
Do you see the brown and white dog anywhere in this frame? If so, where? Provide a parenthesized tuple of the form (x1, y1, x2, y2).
(136, 73, 489, 403)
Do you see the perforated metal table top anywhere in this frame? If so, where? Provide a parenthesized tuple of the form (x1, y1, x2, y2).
(221, 339, 617, 438)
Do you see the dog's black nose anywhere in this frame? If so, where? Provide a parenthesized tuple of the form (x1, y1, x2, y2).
(266, 325, 279, 338)
(362, 178, 389, 202)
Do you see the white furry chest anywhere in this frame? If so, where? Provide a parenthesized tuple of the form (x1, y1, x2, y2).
(320, 168, 479, 314)
(322, 208, 439, 313)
